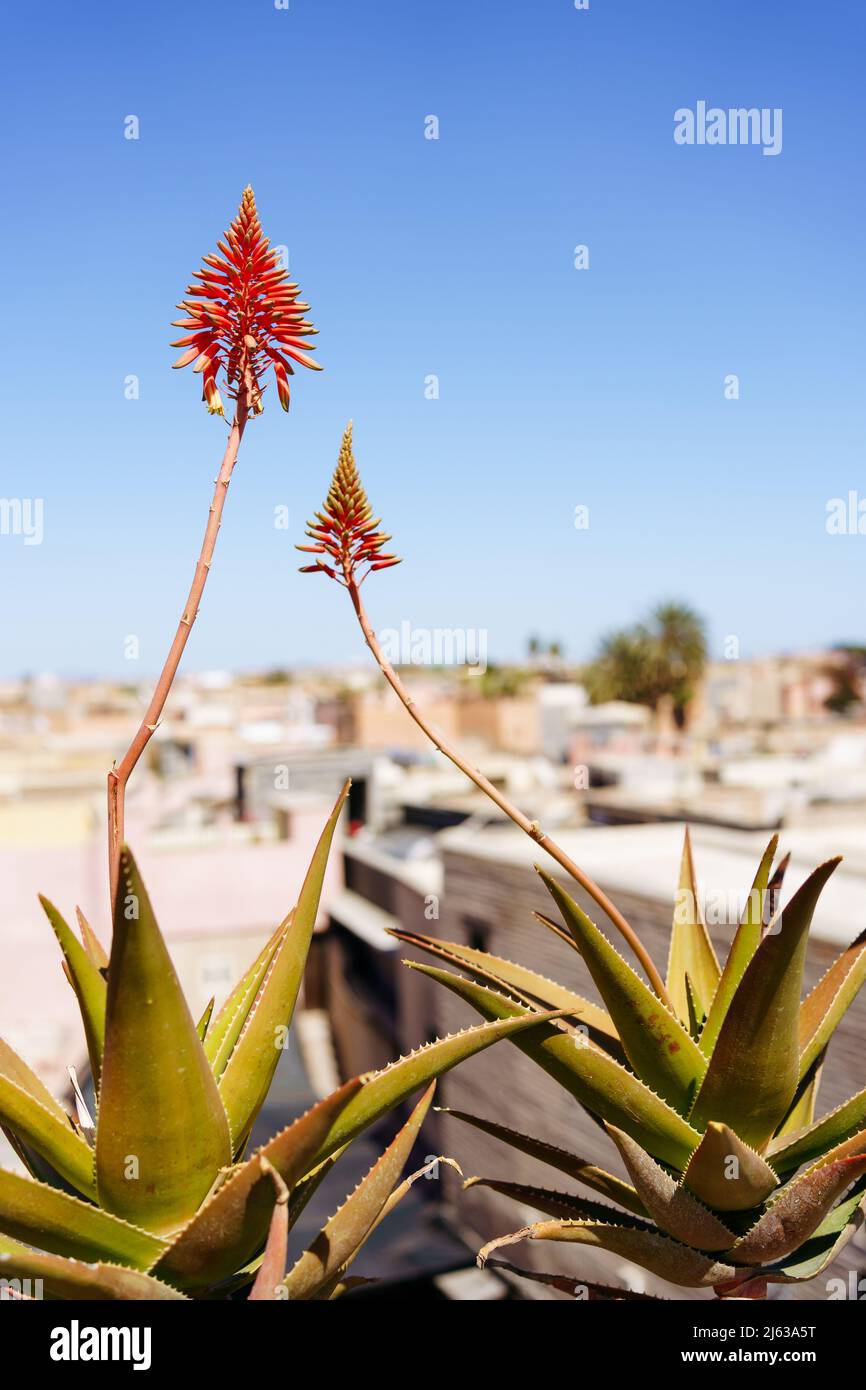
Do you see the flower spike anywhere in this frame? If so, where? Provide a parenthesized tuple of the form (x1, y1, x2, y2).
(297, 423, 402, 585)
(171, 185, 322, 417)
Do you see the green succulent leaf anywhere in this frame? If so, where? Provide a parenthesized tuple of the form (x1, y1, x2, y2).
(219, 782, 349, 1151)
(438, 1107, 647, 1216)
(196, 997, 215, 1042)
(204, 917, 288, 1075)
(666, 828, 721, 1026)
(480, 1220, 745, 1289)
(153, 1079, 363, 1289)
(689, 858, 840, 1150)
(0, 1074, 95, 1197)
(485, 1259, 665, 1300)
(775, 1050, 825, 1138)
(96, 845, 232, 1235)
(405, 961, 701, 1169)
(604, 1124, 735, 1251)
(463, 1175, 649, 1228)
(0, 1169, 165, 1268)
(699, 836, 778, 1057)
(306, 1006, 580, 1170)
(798, 925, 866, 1080)
(760, 1178, 866, 1283)
(682, 1122, 779, 1211)
(728, 1152, 866, 1266)
(540, 871, 706, 1114)
(684, 974, 705, 1041)
(39, 896, 106, 1089)
(283, 1083, 435, 1301)
(388, 926, 619, 1046)
(0, 1038, 68, 1122)
(316, 1155, 459, 1299)
(76, 905, 109, 970)
(0, 1233, 186, 1300)
(768, 1086, 866, 1173)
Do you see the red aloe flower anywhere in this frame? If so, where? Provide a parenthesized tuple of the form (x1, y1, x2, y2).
(171, 185, 321, 417)
(297, 423, 401, 584)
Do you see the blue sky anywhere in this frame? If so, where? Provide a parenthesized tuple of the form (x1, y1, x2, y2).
(1, 0, 864, 676)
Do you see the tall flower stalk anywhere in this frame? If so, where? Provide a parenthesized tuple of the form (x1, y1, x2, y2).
(298, 424, 670, 1004)
(107, 187, 322, 912)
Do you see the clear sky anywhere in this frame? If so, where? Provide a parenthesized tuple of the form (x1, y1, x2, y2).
(1, 0, 864, 677)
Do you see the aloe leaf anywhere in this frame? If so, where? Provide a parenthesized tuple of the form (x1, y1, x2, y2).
(688, 1112, 780, 1199)
(406, 961, 701, 1169)
(485, 1259, 665, 1299)
(196, 997, 215, 1041)
(76, 906, 109, 971)
(699, 836, 778, 1056)
(0, 1234, 186, 1300)
(315, 1155, 461, 1300)
(0, 1038, 67, 1122)
(0, 1075, 95, 1197)
(39, 896, 106, 1089)
(479, 1220, 745, 1289)
(284, 1083, 435, 1300)
(203, 917, 288, 1073)
(728, 1152, 866, 1267)
(0, 1169, 165, 1268)
(96, 845, 231, 1234)
(768, 1084, 866, 1173)
(682, 1122, 779, 1210)
(541, 871, 705, 1114)
(798, 925, 866, 1079)
(154, 1079, 362, 1289)
(684, 974, 704, 1041)
(219, 783, 349, 1150)
(760, 1179, 866, 1282)
(776, 1049, 824, 1138)
(533, 910, 584, 955)
(666, 829, 720, 1025)
(438, 1107, 647, 1215)
(388, 926, 619, 1045)
(605, 1124, 735, 1250)
(689, 858, 840, 1150)
(247, 1160, 290, 1300)
(765, 852, 791, 924)
(464, 1176, 648, 1228)
(306, 1008, 578, 1170)
(287, 1152, 345, 1232)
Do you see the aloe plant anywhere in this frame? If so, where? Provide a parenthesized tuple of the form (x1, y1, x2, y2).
(301, 433, 866, 1299)
(0, 784, 565, 1300)
(390, 833, 866, 1298)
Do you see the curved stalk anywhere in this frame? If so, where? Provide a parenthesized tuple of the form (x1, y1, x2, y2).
(345, 574, 670, 1005)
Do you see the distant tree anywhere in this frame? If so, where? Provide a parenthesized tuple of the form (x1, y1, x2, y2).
(583, 601, 707, 728)
(651, 602, 707, 726)
(824, 646, 866, 714)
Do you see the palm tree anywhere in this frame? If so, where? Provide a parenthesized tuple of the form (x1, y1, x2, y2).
(584, 601, 707, 728)
(650, 601, 707, 727)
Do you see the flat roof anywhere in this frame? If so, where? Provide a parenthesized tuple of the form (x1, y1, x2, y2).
(438, 819, 864, 946)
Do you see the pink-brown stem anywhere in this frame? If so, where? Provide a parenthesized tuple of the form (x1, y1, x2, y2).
(345, 574, 670, 1005)
(107, 386, 250, 914)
